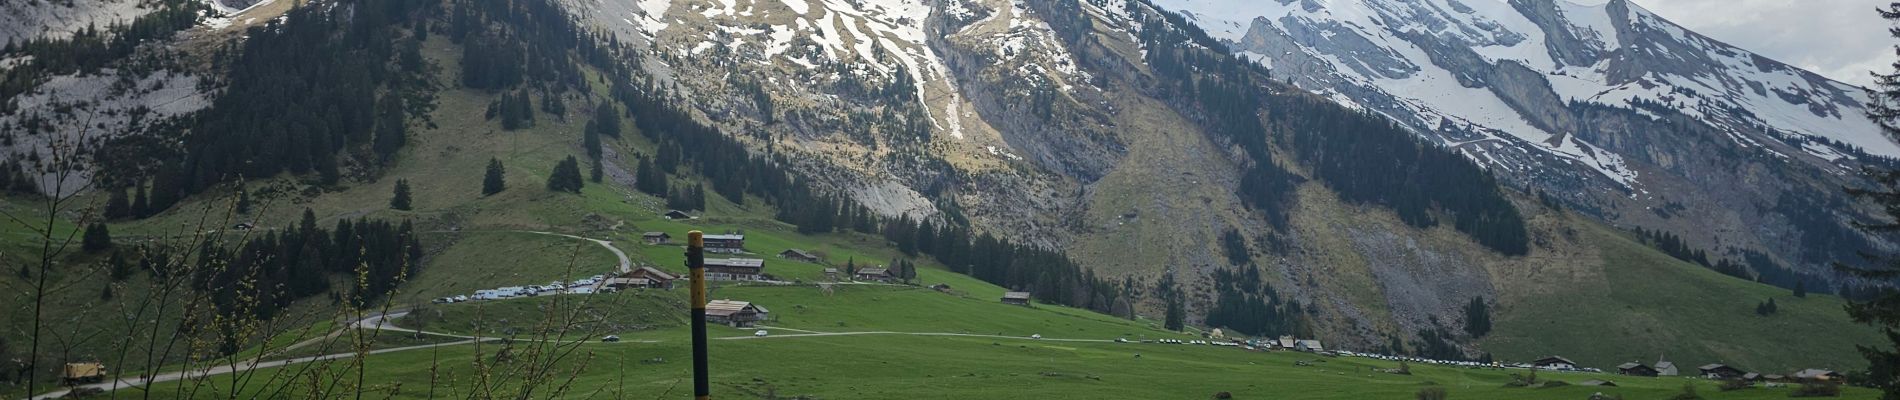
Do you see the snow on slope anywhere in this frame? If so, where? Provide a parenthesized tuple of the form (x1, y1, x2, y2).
(1150, 0, 1900, 186)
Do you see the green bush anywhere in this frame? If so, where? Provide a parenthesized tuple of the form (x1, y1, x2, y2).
(1718, 379, 1751, 391)
(1416, 386, 1448, 400)
(1670, 383, 1703, 400)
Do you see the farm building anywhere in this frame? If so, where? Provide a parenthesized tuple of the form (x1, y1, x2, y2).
(704, 234, 746, 253)
(1793, 369, 1842, 383)
(705, 300, 770, 327)
(604, 266, 677, 289)
(705, 258, 766, 281)
(642, 232, 671, 245)
(1531, 356, 1578, 370)
(663, 210, 693, 220)
(778, 249, 820, 263)
(1294, 340, 1324, 353)
(1001, 292, 1032, 306)
(1276, 336, 1297, 350)
(1654, 360, 1679, 376)
(1698, 364, 1747, 380)
(854, 267, 893, 282)
(1617, 363, 1659, 377)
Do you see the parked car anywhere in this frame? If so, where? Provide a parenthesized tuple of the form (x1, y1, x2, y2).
(754, 330, 769, 337)
(1030, 334, 1042, 339)
(431, 297, 451, 304)
(453, 295, 469, 302)
(601, 335, 620, 343)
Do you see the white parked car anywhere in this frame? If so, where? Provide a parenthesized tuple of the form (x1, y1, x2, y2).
(754, 330, 769, 337)
(1031, 334, 1042, 339)
(453, 295, 469, 302)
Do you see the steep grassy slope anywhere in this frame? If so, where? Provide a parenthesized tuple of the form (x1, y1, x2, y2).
(1483, 218, 1879, 372)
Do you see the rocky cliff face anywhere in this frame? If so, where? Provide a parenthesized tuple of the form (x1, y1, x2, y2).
(1154, 0, 1899, 290)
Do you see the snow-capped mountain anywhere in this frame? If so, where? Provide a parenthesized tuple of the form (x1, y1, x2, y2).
(1157, 0, 1894, 184)
(1151, 0, 1898, 275)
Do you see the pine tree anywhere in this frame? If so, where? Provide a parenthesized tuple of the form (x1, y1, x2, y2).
(583, 123, 602, 160)
(107, 251, 132, 281)
(131, 183, 149, 218)
(1794, 279, 1808, 298)
(105, 187, 130, 220)
(1164, 293, 1186, 331)
(236, 181, 252, 214)
(373, 92, 408, 160)
(590, 157, 604, 183)
(483, 158, 506, 196)
(1844, 7, 1900, 395)
(546, 156, 584, 193)
(390, 179, 413, 210)
(82, 222, 112, 253)
(1463, 297, 1492, 338)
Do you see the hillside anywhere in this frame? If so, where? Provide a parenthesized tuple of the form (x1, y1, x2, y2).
(0, 0, 1893, 396)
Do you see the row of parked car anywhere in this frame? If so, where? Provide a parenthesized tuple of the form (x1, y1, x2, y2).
(432, 275, 611, 304)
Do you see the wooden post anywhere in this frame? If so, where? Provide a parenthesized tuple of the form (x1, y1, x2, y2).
(688, 231, 710, 399)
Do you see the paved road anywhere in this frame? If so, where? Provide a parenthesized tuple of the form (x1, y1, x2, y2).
(518, 231, 632, 274)
(30, 311, 488, 400)
(724, 329, 1114, 343)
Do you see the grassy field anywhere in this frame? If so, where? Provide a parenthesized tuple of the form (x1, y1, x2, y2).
(1482, 220, 1882, 374)
(138, 278, 1880, 399)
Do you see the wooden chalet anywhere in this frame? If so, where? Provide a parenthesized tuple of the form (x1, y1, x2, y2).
(854, 267, 893, 282)
(642, 232, 671, 245)
(778, 249, 821, 263)
(705, 300, 770, 327)
(1698, 364, 1747, 380)
(1617, 362, 1659, 377)
(603, 266, 677, 290)
(704, 234, 746, 253)
(705, 258, 766, 281)
(663, 210, 693, 220)
(1532, 356, 1578, 370)
(1001, 291, 1032, 306)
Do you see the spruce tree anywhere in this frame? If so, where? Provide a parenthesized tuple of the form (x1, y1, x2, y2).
(1845, 6, 1900, 395)
(390, 179, 413, 210)
(590, 158, 604, 183)
(105, 187, 130, 220)
(583, 123, 602, 160)
(546, 156, 584, 193)
(131, 183, 149, 218)
(236, 181, 252, 214)
(1164, 293, 1186, 331)
(483, 158, 507, 196)
(82, 222, 112, 253)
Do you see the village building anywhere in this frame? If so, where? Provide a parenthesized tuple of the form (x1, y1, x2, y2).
(705, 258, 766, 281)
(1276, 336, 1298, 350)
(1294, 340, 1324, 353)
(663, 210, 693, 220)
(1001, 291, 1032, 306)
(1654, 360, 1679, 376)
(704, 234, 746, 253)
(1793, 369, 1842, 383)
(1532, 356, 1578, 370)
(778, 249, 820, 263)
(603, 266, 678, 290)
(1617, 362, 1660, 377)
(854, 267, 893, 282)
(642, 232, 671, 245)
(705, 300, 770, 327)
(1698, 364, 1747, 380)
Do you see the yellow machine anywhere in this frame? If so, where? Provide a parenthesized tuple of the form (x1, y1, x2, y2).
(61, 362, 107, 385)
